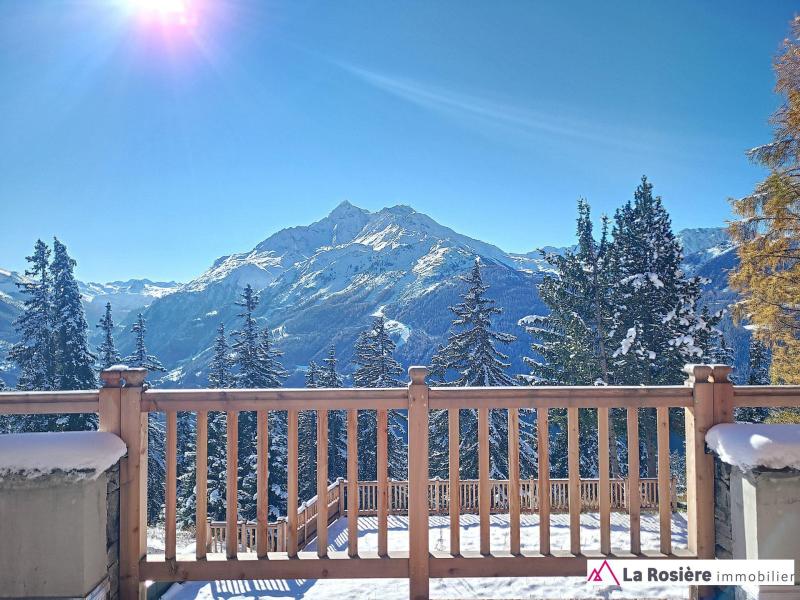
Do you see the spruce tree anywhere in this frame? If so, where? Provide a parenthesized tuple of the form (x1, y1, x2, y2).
(122, 312, 167, 523)
(320, 345, 347, 481)
(124, 313, 166, 373)
(208, 323, 233, 389)
(736, 337, 772, 422)
(522, 201, 621, 477)
(9, 240, 54, 395)
(430, 259, 516, 479)
(352, 316, 407, 480)
(608, 176, 709, 475)
(96, 302, 121, 370)
(50, 239, 97, 393)
(231, 285, 261, 388)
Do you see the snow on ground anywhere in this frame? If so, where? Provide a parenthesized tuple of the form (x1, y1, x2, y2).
(0, 431, 126, 480)
(164, 513, 689, 600)
(707, 423, 800, 471)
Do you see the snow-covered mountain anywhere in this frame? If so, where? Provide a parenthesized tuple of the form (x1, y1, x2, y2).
(0, 205, 740, 388)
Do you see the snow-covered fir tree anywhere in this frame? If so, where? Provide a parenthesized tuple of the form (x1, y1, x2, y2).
(352, 316, 407, 480)
(208, 323, 233, 389)
(320, 345, 347, 481)
(9, 240, 54, 395)
(521, 201, 620, 478)
(230, 285, 288, 518)
(709, 330, 735, 375)
(50, 239, 97, 394)
(736, 337, 772, 422)
(121, 311, 167, 523)
(96, 302, 121, 370)
(124, 313, 166, 373)
(608, 176, 710, 475)
(429, 259, 516, 480)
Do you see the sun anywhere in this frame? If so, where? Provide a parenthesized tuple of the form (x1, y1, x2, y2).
(126, 0, 196, 27)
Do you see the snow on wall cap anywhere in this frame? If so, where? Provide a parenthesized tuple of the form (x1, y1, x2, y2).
(0, 431, 127, 481)
(100, 365, 147, 387)
(706, 423, 800, 472)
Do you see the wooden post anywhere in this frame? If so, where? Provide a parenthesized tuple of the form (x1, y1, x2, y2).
(225, 411, 239, 559)
(448, 407, 460, 555)
(567, 407, 580, 556)
(656, 406, 671, 554)
(478, 406, 490, 555)
(684, 365, 715, 559)
(196, 411, 208, 559)
(712, 365, 734, 425)
(256, 410, 269, 558)
(407, 367, 429, 600)
(508, 408, 521, 555)
(114, 367, 148, 600)
(627, 406, 641, 555)
(347, 409, 359, 557)
(537, 407, 550, 555)
(165, 410, 177, 561)
(377, 408, 389, 557)
(317, 409, 329, 558)
(99, 368, 123, 435)
(597, 406, 611, 555)
(287, 409, 299, 557)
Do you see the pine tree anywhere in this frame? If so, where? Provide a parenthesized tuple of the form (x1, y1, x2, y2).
(124, 313, 166, 373)
(230, 286, 289, 518)
(96, 302, 121, 370)
(430, 259, 517, 479)
(709, 330, 735, 375)
(50, 239, 97, 393)
(522, 201, 621, 477)
(608, 176, 709, 475)
(9, 240, 54, 395)
(208, 323, 233, 389)
(735, 337, 772, 422)
(320, 345, 347, 481)
(121, 311, 167, 523)
(352, 316, 407, 480)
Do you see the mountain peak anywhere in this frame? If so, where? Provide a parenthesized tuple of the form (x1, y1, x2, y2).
(328, 200, 369, 221)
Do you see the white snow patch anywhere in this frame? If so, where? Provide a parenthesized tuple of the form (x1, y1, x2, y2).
(0, 431, 126, 480)
(706, 423, 800, 471)
(205, 310, 219, 317)
(384, 319, 411, 345)
(164, 367, 184, 382)
(165, 513, 688, 600)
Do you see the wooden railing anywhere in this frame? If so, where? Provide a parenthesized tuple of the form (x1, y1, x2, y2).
(1, 363, 798, 600)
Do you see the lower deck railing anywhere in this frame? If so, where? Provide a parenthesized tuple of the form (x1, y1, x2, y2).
(2, 363, 799, 600)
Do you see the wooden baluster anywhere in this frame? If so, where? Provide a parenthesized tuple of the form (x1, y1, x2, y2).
(657, 406, 672, 554)
(226, 411, 239, 559)
(165, 410, 177, 561)
(256, 410, 269, 558)
(627, 407, 641, 554)
(567, 407, 580, 555)
(196, 410, 208, 559)
(317, 408, 329, 558)
(377, 408, 388, 556)
(537, 407, 550, 555)
(478, 407, 490, 555)
(508, 408, 521, 555)
(448, 407, 460, 556)
(598, 407, 611, 555)
(347, 409, 359, 557)
(287, 409, 299, 557)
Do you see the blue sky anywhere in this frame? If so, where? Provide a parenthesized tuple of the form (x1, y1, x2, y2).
(0, 0, 795, 282)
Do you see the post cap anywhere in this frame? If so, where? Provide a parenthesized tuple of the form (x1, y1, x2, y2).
(408, 366, 429, 385)
(711, 364, 734, 383)
(683, 364, 712, 384)
(100, 365, 148, 387)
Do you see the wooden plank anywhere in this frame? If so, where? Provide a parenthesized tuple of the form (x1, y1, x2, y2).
(225, 411, 238, 560)
(567, 407, 580, 555)
(256, 410, 269, 558)
(685, 368, 715, 558)
(478, 406, 490, 555)
(119, 381, 147, 600)
(627, 406, 640, 555)
(448, 407, 460, 556)
(165, 411, 178, 561)
(537, 407, 550, 555)
(317, 409, 329, 558)
(196, 411, 208, 560)
(598, 406, 610, 555)
(98, 384, 121, 435)
(508, 408, 521, 555)
(657, 406, 671, 554)
(347, 409, 359, 557)
(287, 409, 299, 557)
(377, 408, 389, 557)
(407, 367, 430, 600)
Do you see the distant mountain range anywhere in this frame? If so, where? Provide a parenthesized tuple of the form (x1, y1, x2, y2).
(0, 203, 741, 387)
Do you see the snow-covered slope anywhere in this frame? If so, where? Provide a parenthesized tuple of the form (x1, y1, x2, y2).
(0, 209, 738, 389)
